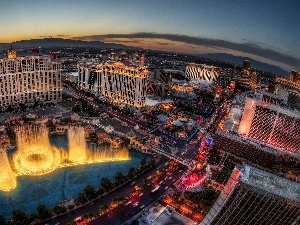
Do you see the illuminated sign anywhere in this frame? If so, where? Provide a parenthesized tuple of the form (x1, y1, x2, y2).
(198, 153, 206, 161)
(216, 86, 222, 93)
(206, 138, 214, 147)
(230, 81, 235, 89)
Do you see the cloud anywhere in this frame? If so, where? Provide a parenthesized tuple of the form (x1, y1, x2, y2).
(39, 35, 69, 38)
(57, 34, 69, 37)
(153, 41, 170, 46)
(73, 32, 300, 69)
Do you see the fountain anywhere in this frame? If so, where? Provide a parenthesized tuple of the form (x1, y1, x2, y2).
(0, 148, 16, 191)
(1, 124, 130, 191)
(13, 125, 61, 176)
(87, 144, 130, 162)
(67, 126, 87, 163)
(68, 126, 130, 163)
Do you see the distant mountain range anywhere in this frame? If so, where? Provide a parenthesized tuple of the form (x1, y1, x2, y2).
(0, 38, 289, 77)
(197, 53, 289, 77)
(0, 38, 132, 50)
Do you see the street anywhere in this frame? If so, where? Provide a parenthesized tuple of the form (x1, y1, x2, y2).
(41, 157, 186, 225)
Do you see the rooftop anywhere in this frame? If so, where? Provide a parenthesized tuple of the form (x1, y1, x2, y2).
(239, 165, 300, 203)
(0, 52, 59, 60)
(149, 206, 195, 225)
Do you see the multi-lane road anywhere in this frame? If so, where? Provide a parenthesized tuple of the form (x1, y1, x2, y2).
(89, 160, 186, 225)
(41, 157, 186, 225)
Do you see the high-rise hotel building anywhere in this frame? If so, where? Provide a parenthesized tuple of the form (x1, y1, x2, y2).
(185, 63, 219, 83)
(238, 93, 300, 156)
(78, 55, 148, 110)
(238, 60, 259, 89)
(275, 70, 300, 108)
(214, 91, 299, 169)
(0, 49, 62, 110)
(201, 165, 300, 225)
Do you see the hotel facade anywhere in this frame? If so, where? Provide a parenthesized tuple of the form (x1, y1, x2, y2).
(275, 75, 300, 107)
(0, 49, 62, 110)
(238, 94, 300, 156)
(185, 63, 219, 83)
(201, 165, 300, 225)
(78, 57, 148, 110)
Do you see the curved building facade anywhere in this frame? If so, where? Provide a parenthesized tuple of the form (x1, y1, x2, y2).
(78, 59, 148, 109)
(185, 63, 219, 83)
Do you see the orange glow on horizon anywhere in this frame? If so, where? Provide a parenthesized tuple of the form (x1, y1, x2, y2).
(0, 34, 293, 72)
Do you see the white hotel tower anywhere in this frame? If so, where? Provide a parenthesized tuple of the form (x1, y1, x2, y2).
(185, 63, 219, 83)
(0, 49, 62, 110)
(78, 55, 148, 110)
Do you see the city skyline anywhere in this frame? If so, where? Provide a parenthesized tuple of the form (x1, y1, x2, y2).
(0, 33, 299, 224)
(1, 0, 300, 71)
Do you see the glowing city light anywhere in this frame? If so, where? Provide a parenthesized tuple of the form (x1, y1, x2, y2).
(0, 148, 17, 191)
(13, 125, 61, 176)
(68, 126, 87, 163)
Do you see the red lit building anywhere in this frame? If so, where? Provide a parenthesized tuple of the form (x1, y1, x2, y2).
(238, 96, 300, 155)
(213, 131, 277, 169)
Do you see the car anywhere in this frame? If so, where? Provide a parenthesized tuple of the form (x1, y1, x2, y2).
(124, 201, 132, 205)
(133, 202, 139, 207)
(165, 186, 169, 190)
(139, 193, 144, 197)
(140, 205, 145, 209)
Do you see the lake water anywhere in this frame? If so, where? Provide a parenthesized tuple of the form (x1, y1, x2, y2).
(0, 135, 148, 218)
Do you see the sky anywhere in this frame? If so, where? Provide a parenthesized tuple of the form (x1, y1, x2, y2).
(0, 0, 299, 71)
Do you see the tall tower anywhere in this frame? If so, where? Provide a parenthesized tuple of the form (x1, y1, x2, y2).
(200, 165, 300, 225)
(140, 54, 145, 67)
(240, 60, 259, 88)
(243, 60, 251, 71)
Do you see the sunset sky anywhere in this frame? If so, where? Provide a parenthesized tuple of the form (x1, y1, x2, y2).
(1, 0, 299, 70)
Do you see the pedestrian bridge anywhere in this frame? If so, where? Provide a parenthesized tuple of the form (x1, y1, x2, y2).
(151, 146, 193, 170)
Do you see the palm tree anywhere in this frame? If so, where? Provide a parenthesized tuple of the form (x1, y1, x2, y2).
(0, 215, 6, 225)
(120, 137, 131, 148)
(126, 167, 136, 179)
(37, 205, 52, 221)
(100, 177, 113, 192)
